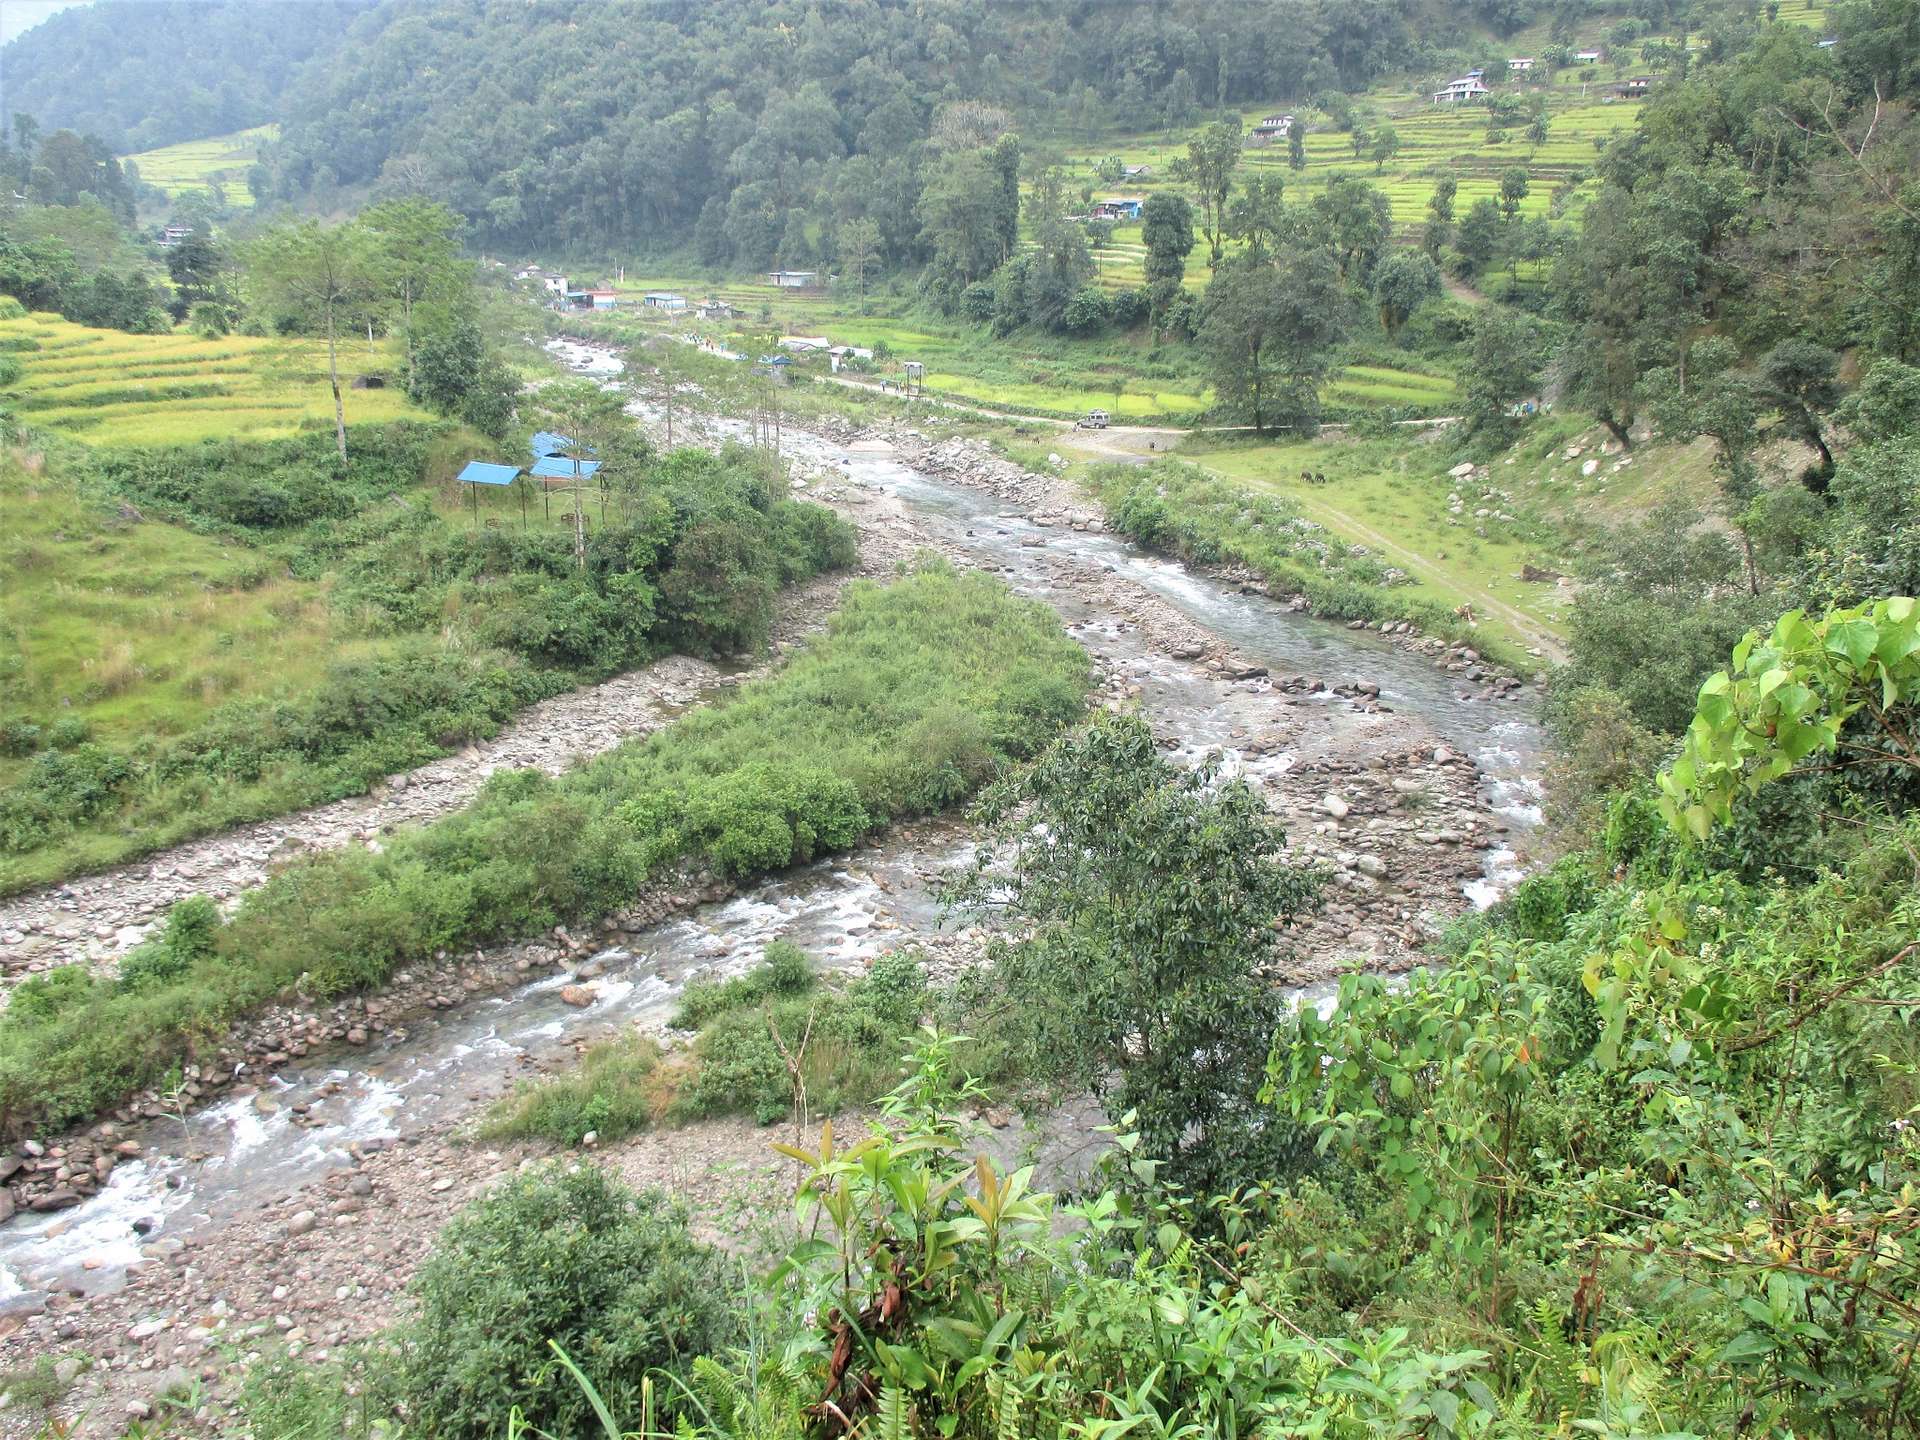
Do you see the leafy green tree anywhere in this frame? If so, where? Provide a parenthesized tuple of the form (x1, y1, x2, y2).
(245, 220, 381, 463)
(1371, 249, 1441, 338)
(836, 216, 881, 307)
(1349, 123, 1370, 160)
(164, 222, 228, 317)
(1424, 174, 1458, 258)
(949, 714, 1321, 1195)
(1759, 338, 1841, 486)
(1170, 117, 1243, 267)
(1463, 306, 1550, 436)
(1311, 174, 1393, 281)
(1223, 172, 1289, 258)
(1140, 191, 1195, 290)
(916, 149, 1005, 308)
(1835, 356, 1920, 443)
(410, 304, 519, 439)
(1061, 286, 1111, 335)
(1288, 121, 1307, 171)
(1455, 197, 1504, 279)
(1498, 165, 1531, 220)
(360, 197, 464, 392)
(1643, 337, 1764, 585)
(1370, 124, 1400, 172)
(1199, 248, 1348, 434)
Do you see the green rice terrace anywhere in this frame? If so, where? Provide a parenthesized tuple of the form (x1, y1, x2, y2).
(0, 311, 423, 446)
(120, 124, 276, 206)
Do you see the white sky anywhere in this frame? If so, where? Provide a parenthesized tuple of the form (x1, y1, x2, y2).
(1, 0, 91, 45)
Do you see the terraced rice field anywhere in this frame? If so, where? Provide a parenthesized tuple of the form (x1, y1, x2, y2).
(0, 312, 425, 446)
(121, 124, 277, 206)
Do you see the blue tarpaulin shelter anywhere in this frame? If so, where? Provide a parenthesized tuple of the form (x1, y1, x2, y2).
(531, 456, 602, 480)
(457, 461, 521, 486)
(456, 460, 526, 525)
(530, 431, 574, 458)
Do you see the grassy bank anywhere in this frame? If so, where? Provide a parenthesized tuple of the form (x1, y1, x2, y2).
(1086, 454, 1532, 664)
(0, 562, 1089, 1134)
(0, 427, 855, 892)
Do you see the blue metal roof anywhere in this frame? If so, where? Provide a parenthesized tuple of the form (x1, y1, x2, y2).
(456, 461, 522, 486)
(530, 430, 574, 457)
(530, 455, 603, 480)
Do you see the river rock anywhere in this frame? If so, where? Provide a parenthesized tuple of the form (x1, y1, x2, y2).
(1321, 793, 1350, 819)
(559, 985, 594, 1008)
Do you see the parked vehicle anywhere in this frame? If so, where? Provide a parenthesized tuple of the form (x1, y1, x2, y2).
(1076, 409, 1109, 429)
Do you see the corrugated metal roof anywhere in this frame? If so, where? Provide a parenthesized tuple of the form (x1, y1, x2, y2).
(456, 461, 522, 486)
(530, 456, 603, 479)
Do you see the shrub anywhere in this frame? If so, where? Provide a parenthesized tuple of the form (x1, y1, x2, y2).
(0, 719, 40, 757)
(393, 1165, 737, 1440)
(43, 717, 89, 750)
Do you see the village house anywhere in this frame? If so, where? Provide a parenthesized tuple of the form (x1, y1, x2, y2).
(1121, 163, 1152, 179)
(767, 269, 818, 288)
(642, 291, 688, 313)
(158, 223, 195, 247)
(1090, 197, 1144, 221)
(1508, 56, 1534, 71)
(585, 288, 619, 310)
(777, 335, 831, 353)
(1432, 74, 1490, 103)
(1617, 75, 1652, 97)
(1250, 113, 1294, 144)
(695, 297, 739, 321)
(1574, 48, 1604, 63)
(539, 273, 569, 296)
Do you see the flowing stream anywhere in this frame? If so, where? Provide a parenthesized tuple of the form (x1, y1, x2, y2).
(0, 347, 1545, 1306)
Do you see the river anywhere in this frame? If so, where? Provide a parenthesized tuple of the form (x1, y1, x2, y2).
(0, 343, 1545, 1308)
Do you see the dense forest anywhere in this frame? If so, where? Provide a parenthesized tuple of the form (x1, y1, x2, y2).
(254, 0, 1540, 254)
(0, 0, 368, 153)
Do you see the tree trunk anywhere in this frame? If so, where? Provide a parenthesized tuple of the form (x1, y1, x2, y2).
(401, 287, 415, 393)
(1598, 411, 1632, 448)
(326, 305, 348, 464)
(572, 459, 586, 571)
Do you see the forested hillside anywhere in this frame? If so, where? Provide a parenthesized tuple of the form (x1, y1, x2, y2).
(0, 0, 367, 153)
(259, 0, 1508, 254)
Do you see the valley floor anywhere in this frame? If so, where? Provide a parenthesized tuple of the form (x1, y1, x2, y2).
(0, 380, 1536, 1436)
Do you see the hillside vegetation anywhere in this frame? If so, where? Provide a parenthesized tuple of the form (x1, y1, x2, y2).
(0, 0, 365, 153)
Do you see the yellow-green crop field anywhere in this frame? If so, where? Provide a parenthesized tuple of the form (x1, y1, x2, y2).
(0, 312, 427, 446)
(121, 124, 277, 206)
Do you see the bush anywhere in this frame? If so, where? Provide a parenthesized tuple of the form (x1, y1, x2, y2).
(1062, 286, 1113, 335)
(0, 719, 41, 757)
(394, 1165, 737, 1440)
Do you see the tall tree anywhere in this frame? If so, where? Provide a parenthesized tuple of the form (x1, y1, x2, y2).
(360, 197, 464, 393)
(1288, 122, 1307, 172)
(1498, 166, 1531, 221)
(246, 220, 380, 463)
(1171, 117, 1243, 268)
(1424, 174, 1458, 258)
(836, 217, 881, 308)
(1199, 248, 1348, 434)
(1140, 192, 1195, 286)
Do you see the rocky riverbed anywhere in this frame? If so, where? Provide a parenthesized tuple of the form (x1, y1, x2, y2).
(0, 363, 1544, 1436)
